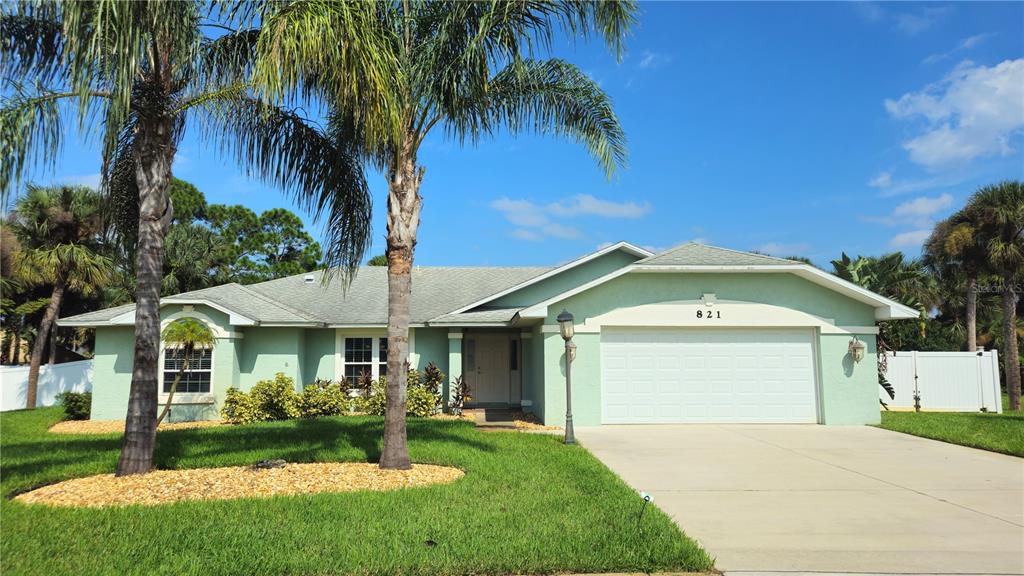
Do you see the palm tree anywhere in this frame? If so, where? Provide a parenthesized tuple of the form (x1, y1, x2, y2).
(924, 211, 988, 351)
(254, 1, 634, 469)
(9, 185, 110, 408)
(832, 252, 937, 337)
(2, 1, 383, 474)
(157, 317, 215, 425)
(967, 181, 1023, 411)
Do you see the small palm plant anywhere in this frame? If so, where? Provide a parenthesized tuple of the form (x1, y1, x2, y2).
(157, 318, 215, 425)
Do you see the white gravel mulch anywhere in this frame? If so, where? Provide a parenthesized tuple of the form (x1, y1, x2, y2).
(15, 463, 464, 508)
(48, 419, 225, 435)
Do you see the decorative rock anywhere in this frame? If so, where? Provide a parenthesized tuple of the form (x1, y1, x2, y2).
(252, 459, 288, 470)
(14, 463, 465, 508)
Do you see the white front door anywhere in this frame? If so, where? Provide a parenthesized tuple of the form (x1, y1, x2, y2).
(466, 334, 510, 404)
(601, 328, 818, 423)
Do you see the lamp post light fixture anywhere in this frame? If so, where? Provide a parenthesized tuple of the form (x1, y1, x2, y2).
(556, 308, 576, 445)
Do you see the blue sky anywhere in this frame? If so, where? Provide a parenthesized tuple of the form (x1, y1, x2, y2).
(42, 2, 1024, 268)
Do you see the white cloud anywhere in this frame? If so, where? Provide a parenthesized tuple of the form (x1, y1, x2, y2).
(548, 194, 651, 218)
(637, 50, 671, 70)
(884, 59, 1024, 169)
(891, 193, 954, 227)
(856, 3, 950, 36)
(512, 229, 544, 242)
(866, 193, 954, 228)
(492, 194, 649, 242)
(924, 33, 994, 64)
(889, 229, 932, 249)
(868, 171, 893, 188)
(756, 242, 811, 256)
(893, 6, 950, 35)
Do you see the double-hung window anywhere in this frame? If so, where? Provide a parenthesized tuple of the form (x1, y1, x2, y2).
(162, 348, 212, 394)
(343, 337, 390, 381)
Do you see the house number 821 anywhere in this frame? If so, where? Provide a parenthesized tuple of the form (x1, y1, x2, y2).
(696, 310, 721, 319)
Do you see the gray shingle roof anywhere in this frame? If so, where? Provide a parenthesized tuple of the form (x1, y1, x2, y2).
(58, 303, 136, 323)
(61, 266, 551, 326)
(61, 244, 798, 327)
(429, 307, 523, 324)
(636, 243, 795, 267)
(248, 267, 549, 324)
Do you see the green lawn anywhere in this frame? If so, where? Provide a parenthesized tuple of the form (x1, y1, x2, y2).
(0, 408, 712, 576)
(878, 395, 1023, 457)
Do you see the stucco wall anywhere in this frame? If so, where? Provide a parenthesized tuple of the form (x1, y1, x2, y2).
(534, 272, 882, 426)
(819, 332, 881, 425)
(412, 327, 449, 375)
(545, 272, 877, 326)
(303, 329, 335, 383)
(521, 328, 545, 416)
(90, 326, 135, 420)
(491, 250, 640, 308)
(90, 304, 238, 422)
(238, 327, 304, 390)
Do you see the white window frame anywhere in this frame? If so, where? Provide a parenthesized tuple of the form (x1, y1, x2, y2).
(335, 330, 416, 383)
(158, 345, 215, 404)
(340, 336, 389, 381)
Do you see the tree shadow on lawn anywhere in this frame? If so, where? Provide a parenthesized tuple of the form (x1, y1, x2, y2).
(1, 417, 496, 492)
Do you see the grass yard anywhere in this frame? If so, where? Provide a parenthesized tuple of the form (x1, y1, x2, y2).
(0, 408, 712, 576)
(878, 395, 1023, 457)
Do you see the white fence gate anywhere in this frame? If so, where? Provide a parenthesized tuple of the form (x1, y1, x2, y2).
(0, 360, 93, 412)
(882, 351, 1002, 413)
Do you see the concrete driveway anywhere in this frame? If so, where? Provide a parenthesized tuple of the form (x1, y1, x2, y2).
(577, 425, 1024, 575)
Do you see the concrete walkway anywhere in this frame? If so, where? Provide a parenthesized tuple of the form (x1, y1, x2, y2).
(577, 425, 1024, 575)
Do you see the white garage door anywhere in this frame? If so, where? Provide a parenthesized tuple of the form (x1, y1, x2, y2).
(601, 328, 818, 424)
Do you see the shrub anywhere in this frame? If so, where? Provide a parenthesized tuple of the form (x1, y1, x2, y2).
(221, 387, 261, 425)
(407, 385, 440, 417)
(56, 391, 91, 420)
(221, 373, 301, 424)
(422, 362, 444, 395)
(355, 374, 441, 417)
(449, 376, 470, 415)
(354, 377, 388, 416)
(250, 373, 301, 420)
(299, 379, 347, 417)
(406, 368, 421, 391)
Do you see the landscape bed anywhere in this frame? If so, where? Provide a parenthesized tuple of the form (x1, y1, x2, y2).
(0, 407, 712, 576)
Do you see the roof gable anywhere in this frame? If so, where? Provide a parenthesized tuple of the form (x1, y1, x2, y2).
(446, 241, 650, 315)
(637, 243, 794, 267)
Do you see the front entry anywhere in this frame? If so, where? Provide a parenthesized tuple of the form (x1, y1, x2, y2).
(465, 333, 511, 405)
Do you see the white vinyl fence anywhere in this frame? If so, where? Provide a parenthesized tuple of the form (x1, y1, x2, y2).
(0, 360, 93, 412)
(882, 351, 1002, 413)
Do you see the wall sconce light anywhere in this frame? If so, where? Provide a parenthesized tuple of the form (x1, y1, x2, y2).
(848, 336, 866, 363)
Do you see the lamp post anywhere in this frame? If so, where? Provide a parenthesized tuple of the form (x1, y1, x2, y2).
(557, 309, 576, 445)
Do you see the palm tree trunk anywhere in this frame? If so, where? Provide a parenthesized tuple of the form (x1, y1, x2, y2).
(1002, 279, 1021, 411)
(156, 350, 188, 426)
(116, 113, 175, 476)
(380, 134, 421, 471)
(48, 322, 57, 364)
(13, 324, 21, 364)
(25, 282, 65, 409)
(966, 275, 978, 351)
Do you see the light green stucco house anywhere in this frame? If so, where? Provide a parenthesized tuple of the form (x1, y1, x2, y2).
(60, 242, 917, 426)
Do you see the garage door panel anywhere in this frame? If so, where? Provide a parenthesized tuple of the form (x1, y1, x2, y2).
(601, 328, 817, 424)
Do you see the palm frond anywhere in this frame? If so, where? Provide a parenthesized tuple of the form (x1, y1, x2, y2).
(198, 27, 261, 87)
(0, 83, 77, 199)
(252, 0, 402, 146)
(189, 94, 372, 276)
(0, 9, 66, 84)
(446, 58, 627, 177)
